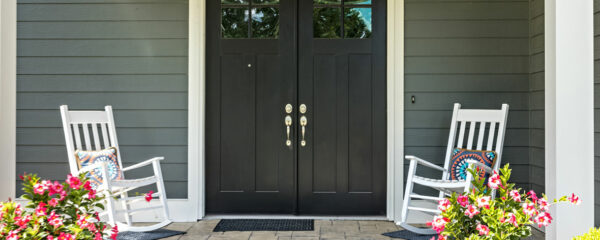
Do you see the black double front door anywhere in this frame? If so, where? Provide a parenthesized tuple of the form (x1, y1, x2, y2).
(206, 0, 386, 215)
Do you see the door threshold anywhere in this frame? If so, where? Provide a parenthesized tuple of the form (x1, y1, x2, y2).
(203, 214, 388, 221)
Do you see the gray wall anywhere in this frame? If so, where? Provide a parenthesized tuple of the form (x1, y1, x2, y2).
(529, 0, 544, 195)
(404, 0, 531, 193)
(15, 0, 189, 198)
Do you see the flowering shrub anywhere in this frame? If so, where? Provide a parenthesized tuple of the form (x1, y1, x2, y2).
(572, 228, 600, 240)
(0, 173, 118, 240)
(428, 164, 580, 240)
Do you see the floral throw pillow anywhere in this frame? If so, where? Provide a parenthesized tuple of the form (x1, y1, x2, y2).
(450, 148, 497, 182)
(75, 147, 123, 188)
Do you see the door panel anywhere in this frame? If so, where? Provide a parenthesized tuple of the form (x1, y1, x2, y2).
(297, 0, 386, 215)
(206, 0, 297, 213)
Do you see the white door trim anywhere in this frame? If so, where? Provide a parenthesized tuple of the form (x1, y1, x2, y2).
(0, 0, 17, 202)
(189, 0, 404, 221)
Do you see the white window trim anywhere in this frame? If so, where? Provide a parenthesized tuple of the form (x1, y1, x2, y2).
(0, 0, 16, 202)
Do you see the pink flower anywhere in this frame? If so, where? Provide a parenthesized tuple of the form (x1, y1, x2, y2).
(487, 171, 502, 189)
(437, 235, 447, 240)
(77, 214, 90, 229)
(500, 212, 518, 227)
(57, 232, 75, 240)
(457, 195, 469, 207)
(534, 212, 553, 227)
(35, 202, 47, 216)
(94, 232, 103, 240)
(476, 196, 491, 209)
(66, 174, 81, 190)
(48, 211, 63, 228)
(14, 215, 31, 230)
(58, 190, 67, 201)
(528, 190, 538, 202)
(33, 181, 50, 195)
(86, 189, 97, 199)
(51, 182, 63, 195)
(437, 199, 451, 212)
(509, 190, 521, 202)
(522, 202, 538, 217)
(14, 204, 22, 216)
(568, 193, 581, 205)
(48, 198, 59, 207)
(426, 215, 449, 233)
(110, 225, 119, 240)
(7, 230, 19, 240)
(464, 204, 480, 218)
(538, 198, 549, 211)
(145, 190, 154, 202)
(476, 223, 490, 236)
(83, 181, 93, 191)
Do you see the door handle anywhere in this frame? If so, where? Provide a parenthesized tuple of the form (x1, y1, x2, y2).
(300, 116, 307, 147)
(285, 115, 292, 146)
(284, 104, 293, 147)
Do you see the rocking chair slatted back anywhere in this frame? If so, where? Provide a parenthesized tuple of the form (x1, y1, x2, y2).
(60, 105, 123, 176)
(441, 103, 510, 183)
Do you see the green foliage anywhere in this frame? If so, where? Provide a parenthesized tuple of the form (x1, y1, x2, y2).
(572, 228, 600, 240)
(430, 164, 579, 240)
(0, 173, 116, 240)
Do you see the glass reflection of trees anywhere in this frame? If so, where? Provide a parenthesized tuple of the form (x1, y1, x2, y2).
(221, 0, 279, 38)
(221, 0, 372, 39)
(313, 0, 372, 38)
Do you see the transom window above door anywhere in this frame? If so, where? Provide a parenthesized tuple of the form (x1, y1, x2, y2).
(221, 0, 280, 38)
(313, 0, 372, 39)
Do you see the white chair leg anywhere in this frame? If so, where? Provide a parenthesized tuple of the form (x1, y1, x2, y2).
(152, 160, 171, 221)
(400, 161, 417, 223)
(120, 192, 132, 226)
(99, 163, 117, 226)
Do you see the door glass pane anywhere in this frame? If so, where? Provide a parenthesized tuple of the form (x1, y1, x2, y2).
(344, 8, 371, 38)
(345, 0, 371, 4)
(252, 7, 279, 38)
(222, 8, 249, 38)
(314, 0, 341, 4)
(313, 7, 341, 38)
(252, 0, 279, 4)
(222, 0, 249, 4)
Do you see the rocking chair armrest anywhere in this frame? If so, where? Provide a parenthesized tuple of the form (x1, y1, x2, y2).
(466, 160, 493, 174)
(405, 155, 446, 172)
(121, 157, 164, 172)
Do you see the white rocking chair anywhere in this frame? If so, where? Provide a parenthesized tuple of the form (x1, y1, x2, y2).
(400, 103, 509, 234)
(60, 105, 171, 232)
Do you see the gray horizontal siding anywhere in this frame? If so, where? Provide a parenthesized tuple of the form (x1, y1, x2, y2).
(529, 0, 545, 197)
(15, 0, 188, 198)
(404, 0, 530, 195)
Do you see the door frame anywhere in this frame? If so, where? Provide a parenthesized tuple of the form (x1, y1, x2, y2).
(189, 0, 404, 221)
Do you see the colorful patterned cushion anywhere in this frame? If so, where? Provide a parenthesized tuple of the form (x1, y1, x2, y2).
(450, 148, 497, 182)
(75, 147, 123, 187)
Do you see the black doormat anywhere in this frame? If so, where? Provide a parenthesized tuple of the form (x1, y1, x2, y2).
(117, 229, 185, 240)
(382, 230, 437, 239)
(213, 219, 314, 232)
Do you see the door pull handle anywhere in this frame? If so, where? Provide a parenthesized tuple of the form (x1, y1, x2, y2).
(300, 116, 307, 147)
(285, 115, 292, 147)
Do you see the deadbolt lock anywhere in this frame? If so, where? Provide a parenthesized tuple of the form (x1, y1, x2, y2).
(299, 104, 307, 114)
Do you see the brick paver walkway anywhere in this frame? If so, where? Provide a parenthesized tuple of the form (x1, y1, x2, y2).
(158, 220, 545, 240)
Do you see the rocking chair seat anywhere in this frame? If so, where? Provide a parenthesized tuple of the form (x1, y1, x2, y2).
(412, 176, 465, 188)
